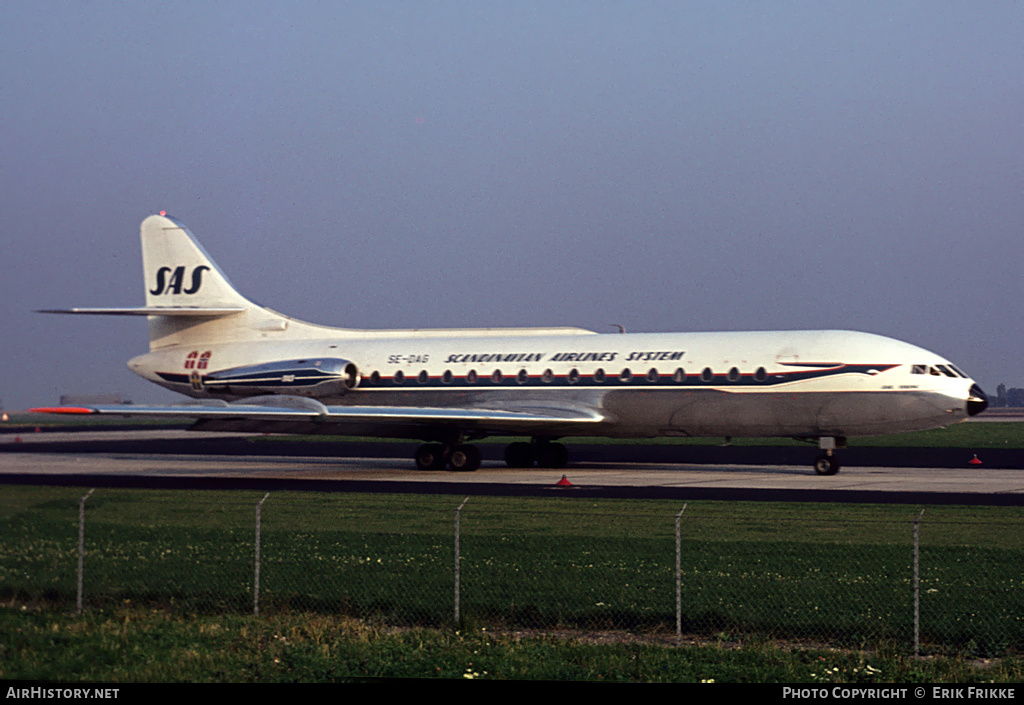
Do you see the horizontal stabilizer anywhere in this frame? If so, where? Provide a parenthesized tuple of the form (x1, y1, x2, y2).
(36, 307, 246, 317)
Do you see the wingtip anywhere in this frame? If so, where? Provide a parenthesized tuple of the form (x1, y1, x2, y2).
(29, 407, 97, 415)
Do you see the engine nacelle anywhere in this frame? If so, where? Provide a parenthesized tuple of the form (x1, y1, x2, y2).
(203, 358, 359, 398)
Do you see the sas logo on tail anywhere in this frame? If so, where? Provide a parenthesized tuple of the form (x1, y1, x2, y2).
(150, 265, 210, 295)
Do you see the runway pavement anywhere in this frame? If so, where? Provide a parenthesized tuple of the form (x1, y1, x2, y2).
(2, 429, 1024, 505)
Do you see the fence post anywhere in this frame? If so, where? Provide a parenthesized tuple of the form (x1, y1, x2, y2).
(913, 509, 924, 658)
(76, 489, 95, 615)
(675, 504, 687, 647)
(454, 497, 469, 627)
(254, 493, 270, 616)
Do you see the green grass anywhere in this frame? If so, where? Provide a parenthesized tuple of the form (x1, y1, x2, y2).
(3, 486, 1023, 663)
(3, 607, 1024, 683)
(845, 422, 1024, 448)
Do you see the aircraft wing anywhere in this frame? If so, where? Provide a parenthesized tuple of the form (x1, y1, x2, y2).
(31, 396, 605, 438)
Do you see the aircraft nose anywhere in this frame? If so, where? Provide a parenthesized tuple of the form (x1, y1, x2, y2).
(967, 384, 989, 416)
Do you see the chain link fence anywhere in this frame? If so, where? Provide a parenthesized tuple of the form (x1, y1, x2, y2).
(2, 485, 1021, 656)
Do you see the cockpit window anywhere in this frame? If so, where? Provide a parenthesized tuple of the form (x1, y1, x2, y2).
(948, 364, 969, 378)
(913, 363, 962, 378)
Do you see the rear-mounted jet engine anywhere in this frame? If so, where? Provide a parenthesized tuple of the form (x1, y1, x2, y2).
(203, 358, 359, 398)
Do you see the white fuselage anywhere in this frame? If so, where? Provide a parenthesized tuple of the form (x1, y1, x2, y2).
(128, 327, 980, 440)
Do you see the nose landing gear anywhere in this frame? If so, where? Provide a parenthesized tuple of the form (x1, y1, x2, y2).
(813, 452, 841, 476)
(813, 436, 845, 475)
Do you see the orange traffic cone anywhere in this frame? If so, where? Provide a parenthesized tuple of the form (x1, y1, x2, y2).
(969, 454, 982, 465)
(556, 475, 573, 487)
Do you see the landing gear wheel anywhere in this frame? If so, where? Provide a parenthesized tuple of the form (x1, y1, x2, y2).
(414, 443, 447, 471)
(535, 442, 569, 469)
(814, 453, 841, 476)
(448, 444, 482, 472)
(504, 442, 535, 468)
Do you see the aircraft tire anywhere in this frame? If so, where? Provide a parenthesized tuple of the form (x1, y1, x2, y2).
(813, 453, 840, 476)
(414, 443, 447, 471)
(449, 444, 482, 472)
(504, 442, 535, 468)
(535, 442, 569, 469)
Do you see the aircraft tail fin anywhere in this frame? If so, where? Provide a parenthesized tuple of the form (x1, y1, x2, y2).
(136, 214, 305, 348)
(141, 214, 253, 310)
(39, 214, 323, 351)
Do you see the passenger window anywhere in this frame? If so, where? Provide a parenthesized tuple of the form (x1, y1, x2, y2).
(701, 367, 714, 383)
(594, 368, 606, 383)
(417, 370, 429, 384)
(517, 369, 529, 385)
(370, 371, 381, 385)
(568, 368, 580, 384)
(727, 367, 740, 382)
(393, 370, 405, 384)
(619, 368, 632, 382)
(646, 368, 659, 383)
(491, 370, 503, 383)
(672, 368, 685, 383)
(754, 367, 767, 382)
(467, 370, 478, 384)
(542, 369, 554, 383)
(442, 370, 453, 385)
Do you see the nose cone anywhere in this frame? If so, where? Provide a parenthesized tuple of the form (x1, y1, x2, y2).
(967, 384, 989, 416)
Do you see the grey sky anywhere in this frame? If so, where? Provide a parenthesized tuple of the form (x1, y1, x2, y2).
(2, 2, 1022, 409)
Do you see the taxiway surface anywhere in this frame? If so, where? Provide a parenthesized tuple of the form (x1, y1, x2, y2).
(2, 429, 1023, 505)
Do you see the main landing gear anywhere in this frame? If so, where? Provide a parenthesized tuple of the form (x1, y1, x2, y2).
(413, 439, 570, 472)
(413, 442, 482, 472)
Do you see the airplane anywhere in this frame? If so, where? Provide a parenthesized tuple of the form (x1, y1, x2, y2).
(33, 213, 989, 475)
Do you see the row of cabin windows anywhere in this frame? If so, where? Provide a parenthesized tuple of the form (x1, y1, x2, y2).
(366, 366, 771, 386)
(910, 364, 968, 379)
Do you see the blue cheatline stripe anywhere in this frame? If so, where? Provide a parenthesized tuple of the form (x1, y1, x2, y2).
(157, 363, 898, 390)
